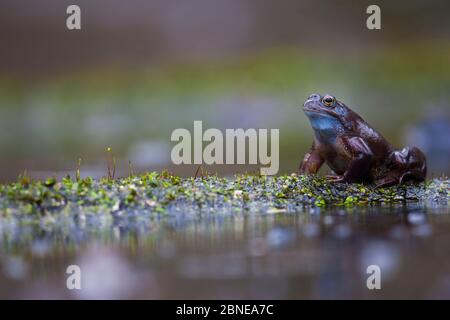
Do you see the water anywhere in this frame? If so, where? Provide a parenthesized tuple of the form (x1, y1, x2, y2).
(1, 203, 449, 299)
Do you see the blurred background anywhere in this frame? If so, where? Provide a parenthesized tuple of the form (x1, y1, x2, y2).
(1, 1, 450, 300)
(1, 0, 450, 181)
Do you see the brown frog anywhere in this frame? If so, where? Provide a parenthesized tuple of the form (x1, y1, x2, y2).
(298, 93, 427, 187)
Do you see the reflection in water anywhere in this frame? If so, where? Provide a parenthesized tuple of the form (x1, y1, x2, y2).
(0, 204, 450, 299)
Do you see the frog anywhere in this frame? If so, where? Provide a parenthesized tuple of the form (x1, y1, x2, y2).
(298, 93, 427, 187)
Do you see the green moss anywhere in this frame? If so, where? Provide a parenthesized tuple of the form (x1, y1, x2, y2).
(344, 196, 358, 205)
(0, 172, 448, 221)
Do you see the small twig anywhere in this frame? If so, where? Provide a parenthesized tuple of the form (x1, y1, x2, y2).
(76, 158, 82, 181)
(128, 160, 135, 178)
(112, 157, 116, 180)
(106, 147, 116, 180)
(194, 165, 202, 179)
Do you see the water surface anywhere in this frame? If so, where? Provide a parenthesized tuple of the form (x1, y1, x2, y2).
(1, 203, 450, 299)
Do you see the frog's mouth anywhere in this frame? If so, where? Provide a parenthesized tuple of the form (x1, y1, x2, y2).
(303, 102, 338, 119)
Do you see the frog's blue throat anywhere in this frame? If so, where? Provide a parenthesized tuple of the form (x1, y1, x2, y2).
(304, 111, 344, 143)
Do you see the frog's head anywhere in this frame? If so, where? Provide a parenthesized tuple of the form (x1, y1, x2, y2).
(389, 146, 427, 183)
(303, 93, 360, 136)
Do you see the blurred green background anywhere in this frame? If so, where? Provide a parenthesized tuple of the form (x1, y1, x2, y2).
(0, 0, 449, 181)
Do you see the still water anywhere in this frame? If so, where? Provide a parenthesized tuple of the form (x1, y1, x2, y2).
(1, 203, 450, 299)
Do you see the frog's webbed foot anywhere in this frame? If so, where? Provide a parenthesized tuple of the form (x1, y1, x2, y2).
(326, 175, 345, 183)
(374, 176, 398, 188)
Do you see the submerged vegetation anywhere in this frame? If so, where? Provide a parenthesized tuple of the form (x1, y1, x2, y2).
(0, 171, 448, 221)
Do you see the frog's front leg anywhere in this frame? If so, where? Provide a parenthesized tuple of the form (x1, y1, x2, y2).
(339, 136, 374, 183)
(298, 142, 325, 174)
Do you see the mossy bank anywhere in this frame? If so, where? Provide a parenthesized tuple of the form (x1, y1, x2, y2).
(0, 172, 448, 221)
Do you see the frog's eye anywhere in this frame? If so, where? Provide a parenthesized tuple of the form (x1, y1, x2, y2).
(322, 95, 335, 107)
